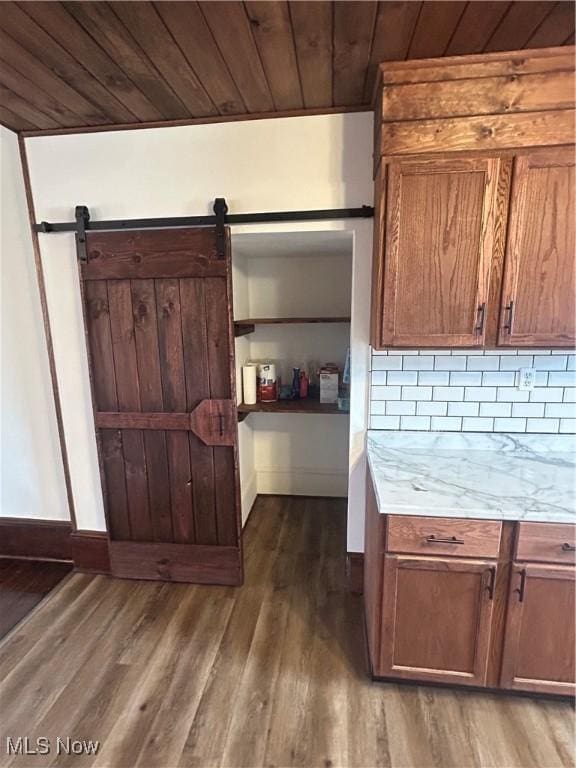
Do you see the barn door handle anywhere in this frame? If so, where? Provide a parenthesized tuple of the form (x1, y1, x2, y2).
(562, 542, 576, 552)
(218, 413, 224, 436)
(189, 399, 235, 446)
(475, 303, 486, 335)
(484, 566, 496, 600)
(503, 301, 514, 333)
(514, 568, 527, 602)
(425, 535, 465, 545)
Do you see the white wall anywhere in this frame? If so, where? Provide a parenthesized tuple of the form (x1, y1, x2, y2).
(24, 113, 373, 549)
(0, 126, 69, 521)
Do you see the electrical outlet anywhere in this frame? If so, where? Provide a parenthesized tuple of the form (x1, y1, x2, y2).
(518, 367, 537, 391)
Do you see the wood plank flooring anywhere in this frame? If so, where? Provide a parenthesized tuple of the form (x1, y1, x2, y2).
(0, 497, 573, 768)
(0, 558, 72, 641)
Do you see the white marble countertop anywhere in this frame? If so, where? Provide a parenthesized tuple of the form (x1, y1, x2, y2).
(367, 431, 575, 524)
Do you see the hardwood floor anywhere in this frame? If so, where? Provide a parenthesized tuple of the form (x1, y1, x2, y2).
(0, 558, 72, 641)
(0, 496, 573, 768)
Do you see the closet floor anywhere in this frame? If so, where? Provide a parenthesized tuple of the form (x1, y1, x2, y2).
(0, 558, 72, 641)
(0, 497, 572, 768)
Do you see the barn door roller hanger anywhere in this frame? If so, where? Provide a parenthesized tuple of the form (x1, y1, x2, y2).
(34, 198, 374, 260)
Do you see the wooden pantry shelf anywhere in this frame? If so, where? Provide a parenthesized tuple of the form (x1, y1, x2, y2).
(237, 398, 348, 421)
(234, 317, 350, 337)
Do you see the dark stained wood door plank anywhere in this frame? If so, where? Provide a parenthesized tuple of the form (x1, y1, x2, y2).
(80, 227, 241, 584)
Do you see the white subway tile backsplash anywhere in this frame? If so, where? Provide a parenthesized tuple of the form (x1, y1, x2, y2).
(369, 349, 575, 435)
(418, 371, 450, 385)
(511, 403, 545, 418)
(371, 385, 401, 400)
(494, 418, 527, 433)
(449, 372, 482, 386)
(527, 418, 560, 433)
(371, 415, 400, 430)
(387, 371, 418, 385)
(403, 356, 435, 370)
(400, 416, 430, 430)
(466, 357, 500, 371)
(386, 401, 417, 416)
(372, 356, 403, 371)
(479, 402, 512, 418)
(529, 388, 564, 403)
(448, 402, 479, 417)
(431, 416, 462, 431)
(433, 386, 464, 401)
(534, 355, 567, 371)
(402, 386, 433, 401)
(462, 417, 494, 431)
(499, 355, 534, 370)
(497, 387, 530, 402)
(417, 401, 448, 416)
(465, 386, 496, 402)
(548, 371, 576, 386)
(544, 403, 576, 418)
(481, 372, 516, 386)
(435, 355, 466, 370)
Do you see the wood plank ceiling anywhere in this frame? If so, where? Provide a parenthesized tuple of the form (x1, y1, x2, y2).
(0, 1, 574, 134)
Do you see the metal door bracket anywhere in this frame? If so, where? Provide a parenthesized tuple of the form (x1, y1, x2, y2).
(75, 205, 90, 262)
(213, 197, 228, 259)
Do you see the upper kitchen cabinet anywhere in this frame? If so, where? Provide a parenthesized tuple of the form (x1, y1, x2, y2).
(499, 147, 575, 347)
(371, 47, 575, 350)
(378, 156, 500, 347)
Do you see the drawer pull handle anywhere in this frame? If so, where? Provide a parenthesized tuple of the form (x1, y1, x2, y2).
(425, 535, 465, 545)
(561, 542, 576, 552)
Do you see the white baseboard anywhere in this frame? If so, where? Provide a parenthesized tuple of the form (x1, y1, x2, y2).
(256, 465, 348, 497)
(241, 472, 258, 526)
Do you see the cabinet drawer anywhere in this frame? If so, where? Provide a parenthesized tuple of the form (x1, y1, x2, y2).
(516, 522, 576, 565)
(386, 515, 502, 559)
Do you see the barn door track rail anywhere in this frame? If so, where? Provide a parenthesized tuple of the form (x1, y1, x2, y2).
(34, 198, 374, 259)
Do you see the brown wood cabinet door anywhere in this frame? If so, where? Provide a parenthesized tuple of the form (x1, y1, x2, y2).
(80, 227, 242, 585)
(378, 555, 496, 685)
(500, 563, 575, 695)
(378, 157, 501, 347)
(499, 147, 575, 347)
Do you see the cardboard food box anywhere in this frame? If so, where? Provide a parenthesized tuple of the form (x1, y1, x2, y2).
(319, 365, 339, 404)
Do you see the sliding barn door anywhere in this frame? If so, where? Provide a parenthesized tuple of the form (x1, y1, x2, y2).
(80, 227, 242, 585)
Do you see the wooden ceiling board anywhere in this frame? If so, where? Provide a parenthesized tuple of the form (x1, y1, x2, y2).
(0, 2, 133, 124)
(111, 2, 218, 117)
(0, 28, 108, 126)
(364, 1, 422, 100)
(21, 1, 163, 122)
(408, 1, 467, 59)
(446, 1, 513, 56)
(63, 1, 190, 120)
(526, 2, 576, 48)
(244, 1, 303, 110)
(289, 1, 333, 109)
(483, 1, 557, 52)
(200, 1, 274, 113)
(155, 2, 246, 115)
(0, 0, 571, 134)
(0, 84, 59, 130)
(333, 1, 378, 105)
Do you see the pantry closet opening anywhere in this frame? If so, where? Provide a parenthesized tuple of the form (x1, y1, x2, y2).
(232, 230, 353, 533)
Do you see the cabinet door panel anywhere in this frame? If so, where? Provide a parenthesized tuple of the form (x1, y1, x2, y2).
(379, 556, 496, 685)
(500, 563, 575, 695)
(499, 147, 575, 347)
(380, 157, 500, 347)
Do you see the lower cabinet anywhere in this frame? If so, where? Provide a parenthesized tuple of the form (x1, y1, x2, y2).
(364, 469, 576, 696)
(500, 563, 575, 696)
(379, 556, 496, 687)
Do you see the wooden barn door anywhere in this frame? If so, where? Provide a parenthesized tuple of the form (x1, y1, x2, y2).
(80, 227, 242, 585)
